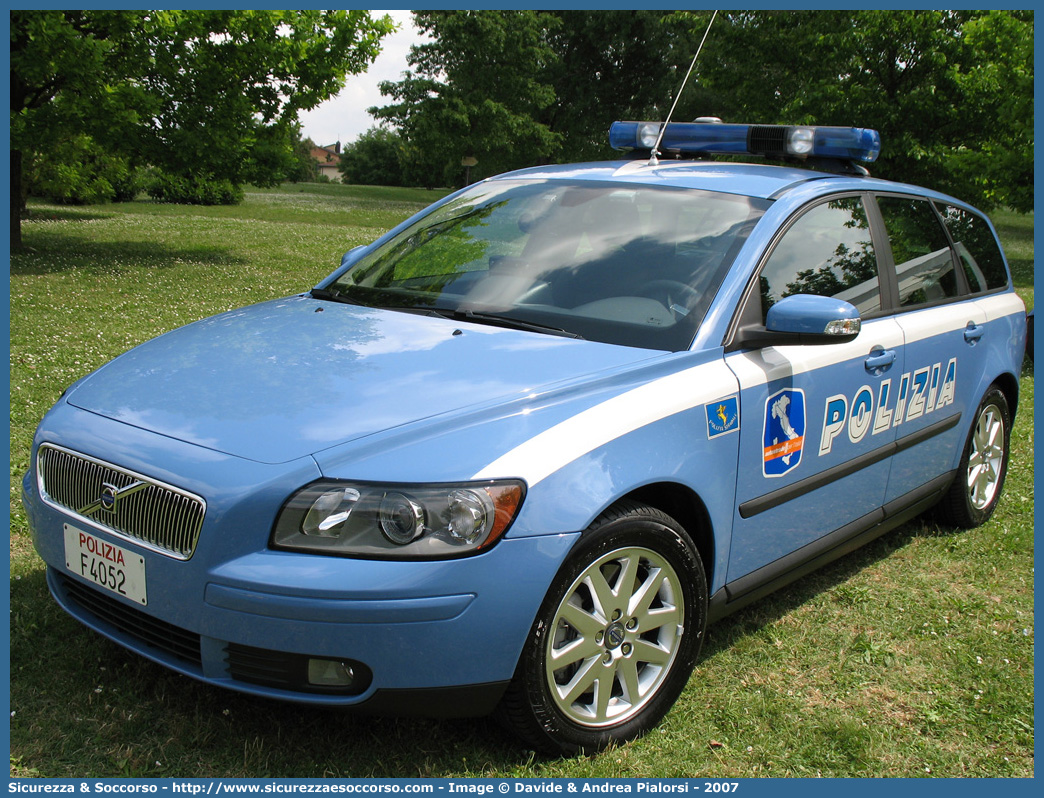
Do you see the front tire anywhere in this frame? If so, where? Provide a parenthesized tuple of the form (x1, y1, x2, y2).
(937, 386, 1011, 528)
(497, 502, 707, 754)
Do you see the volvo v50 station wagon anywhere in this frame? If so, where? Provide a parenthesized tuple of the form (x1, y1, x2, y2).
(23, 121, 1027, 754)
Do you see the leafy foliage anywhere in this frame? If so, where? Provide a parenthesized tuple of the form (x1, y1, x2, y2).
(540, 11, 702, 163)
(372, 11, 563, 186)
(145, 172, 245, 206)
(372, 11, 699, 185)
(687, 10, 1033, 212)
(10, 10, 395, 243)
(26, 135, 142, 205)
(287, 136, 322, 184)
(371, 10, 1030, 211)
(338, 127, 412, 187)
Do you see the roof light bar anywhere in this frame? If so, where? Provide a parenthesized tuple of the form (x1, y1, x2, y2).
(609, 121, 881, 164)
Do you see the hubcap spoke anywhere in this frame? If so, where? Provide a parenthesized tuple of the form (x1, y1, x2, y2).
(628, 567, 667, 619)
(550, 632, 603, 668)
(557, 656, 601, 706)
(637, 603, 680, 635)
(613, 552, 640, 607)
(632, 638, 672, 665)
(559, 600, 606, 638)
(617, 655, 642, 706)
(584, 566, 617, 621)
(594, 667, 615, 721)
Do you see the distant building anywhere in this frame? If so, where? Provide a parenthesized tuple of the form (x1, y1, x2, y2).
(310, 142, 342, 182)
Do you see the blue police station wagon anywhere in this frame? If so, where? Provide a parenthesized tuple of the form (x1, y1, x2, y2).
(23, 121, 1027, 754)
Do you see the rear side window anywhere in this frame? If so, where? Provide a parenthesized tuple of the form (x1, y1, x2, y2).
(758, 196, 881, 321)
(876, 196, 958, 307)
(935, 203, 1009, 292)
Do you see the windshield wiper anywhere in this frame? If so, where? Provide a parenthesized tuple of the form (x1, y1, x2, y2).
(310, 287, 366, 306)
(312, 290, 582, 339)
(433, 308, 583, 340)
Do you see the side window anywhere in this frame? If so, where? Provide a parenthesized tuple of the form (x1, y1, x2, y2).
(935, 203, 1009, 292)
(877, 196, 958, 307)
(759, 196, 880, 321)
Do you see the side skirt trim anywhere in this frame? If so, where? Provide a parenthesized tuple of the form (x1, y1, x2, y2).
(709, 471, 955, 624)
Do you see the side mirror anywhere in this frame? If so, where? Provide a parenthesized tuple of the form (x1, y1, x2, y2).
(737, 294, 861, 349)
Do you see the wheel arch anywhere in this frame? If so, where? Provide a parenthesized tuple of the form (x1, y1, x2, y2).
(991, 370, 1020, 419)
(607, 481, 716, 592)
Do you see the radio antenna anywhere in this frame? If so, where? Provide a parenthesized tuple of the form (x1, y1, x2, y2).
(649, 9, 718, 166)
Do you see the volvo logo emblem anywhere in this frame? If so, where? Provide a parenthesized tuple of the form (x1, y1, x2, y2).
(78, 479, 147, 517)
(605, 622, 626, 650)
(99, 483, 119, 512)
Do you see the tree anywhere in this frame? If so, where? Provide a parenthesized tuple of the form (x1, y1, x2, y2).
(373, 10, 1030, 210)
(952, 11, 1033, 211)
(686, 10, 1033, 212)
(339, 127, 410, 187)
(539, 11, 702, 163)
(372, 11, 700, 184)
(26, 135, 142, 205)
(11, 10, 395, 246)
(286, 134, 321, 184)
(372, 11, 563, 186)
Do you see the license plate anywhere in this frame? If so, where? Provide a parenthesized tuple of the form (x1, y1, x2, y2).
(64, 524, 147, 605)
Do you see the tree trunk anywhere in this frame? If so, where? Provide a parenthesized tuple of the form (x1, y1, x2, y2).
(11, 149, 23, 251)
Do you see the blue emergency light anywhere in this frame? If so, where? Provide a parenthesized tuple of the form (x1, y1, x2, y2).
(609, 120, 881, 164)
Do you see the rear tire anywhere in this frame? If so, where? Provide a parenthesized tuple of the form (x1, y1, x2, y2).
(936, 386, 1011, 528)
(496, 501, 707, 755)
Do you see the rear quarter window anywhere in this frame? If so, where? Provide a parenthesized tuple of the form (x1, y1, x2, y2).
(935, 203, 1009, 292)
(876, 196, 958, 307)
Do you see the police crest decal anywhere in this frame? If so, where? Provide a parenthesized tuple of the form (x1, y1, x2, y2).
(706, 395, 739, 438)
(762, 388, 805, 477)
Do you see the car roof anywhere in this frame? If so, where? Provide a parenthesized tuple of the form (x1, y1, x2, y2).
(491, 158, 953, 205)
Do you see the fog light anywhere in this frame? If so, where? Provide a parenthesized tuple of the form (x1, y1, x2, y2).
(307, 658, 356, 688)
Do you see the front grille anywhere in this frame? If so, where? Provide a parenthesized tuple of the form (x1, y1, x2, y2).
(38, 444, 205, 559)
(61, 575, 202, 666)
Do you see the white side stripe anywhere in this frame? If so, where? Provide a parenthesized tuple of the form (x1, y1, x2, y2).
(473, 294, 1024, 488)
(975, 292, 1026, 323)
(472, 361, 737, 487)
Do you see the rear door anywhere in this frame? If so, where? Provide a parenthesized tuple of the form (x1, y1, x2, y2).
(872, 195, 992, 503)
(724, 194, 904, 584)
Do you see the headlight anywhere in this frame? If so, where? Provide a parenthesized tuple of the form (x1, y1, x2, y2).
(271, 479, 526, 559)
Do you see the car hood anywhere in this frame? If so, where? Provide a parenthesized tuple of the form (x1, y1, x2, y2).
(66, 296, 657, 464)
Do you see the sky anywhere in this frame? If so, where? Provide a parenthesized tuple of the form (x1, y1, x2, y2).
(298, 10, 421, 148)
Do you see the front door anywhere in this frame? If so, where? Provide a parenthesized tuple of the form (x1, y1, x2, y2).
(725, 195, 903, 584)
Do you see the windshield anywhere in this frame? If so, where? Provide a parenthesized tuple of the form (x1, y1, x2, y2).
(327, 179, 768, 351)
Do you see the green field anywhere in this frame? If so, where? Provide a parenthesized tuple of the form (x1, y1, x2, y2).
(9, 185, 1034, 778)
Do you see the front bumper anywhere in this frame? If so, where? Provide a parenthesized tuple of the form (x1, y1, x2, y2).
(25, 459, 578, 713)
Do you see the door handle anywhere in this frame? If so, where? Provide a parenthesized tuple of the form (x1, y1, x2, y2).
(964, 322, 985, 344)
(864, 348, 896, 374)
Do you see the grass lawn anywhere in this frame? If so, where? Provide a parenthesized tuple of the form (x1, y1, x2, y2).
(8, 184, 1034, 778)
